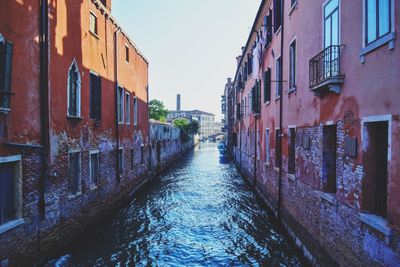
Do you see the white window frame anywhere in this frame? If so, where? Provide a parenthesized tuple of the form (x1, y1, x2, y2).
(360, 0, 395, 61)
(89, 149, 100, 189)
(68, 149, 82, 198)
(133, 96, 138, 126)
(288, 38, 297, 92)
(125, 92, 131, 125)
(0, 155, 23, 233)
(89, 11, 98, 36)
(67, 60, 82, 118)
(118, 86, 124, 124)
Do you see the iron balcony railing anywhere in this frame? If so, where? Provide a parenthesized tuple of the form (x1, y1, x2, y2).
(309, 45, 344, 88)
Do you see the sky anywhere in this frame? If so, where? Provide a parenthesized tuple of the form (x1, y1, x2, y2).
(113, 0, 261, 120)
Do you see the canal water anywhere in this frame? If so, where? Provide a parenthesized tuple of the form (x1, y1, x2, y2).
(51, 143, 303, 266)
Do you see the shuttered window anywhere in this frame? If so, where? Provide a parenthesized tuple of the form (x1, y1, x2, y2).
(90, 152, 99, 186)
(289, 40, 296, 91)
(276, 57, 282, 98)
(67, 61, 81, 117)
(0, 39, 13, 109)
(265, 12, 272, 46)
(90, 73, 101, 120)
(274, 0, 282, 32)
(263, 68, 271, 103)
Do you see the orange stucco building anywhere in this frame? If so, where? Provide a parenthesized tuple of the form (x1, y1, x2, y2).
(0, 0, 151, 264)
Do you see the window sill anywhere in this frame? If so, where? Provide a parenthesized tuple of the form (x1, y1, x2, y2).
(288, 1, 298, 16)
(264, 161, 270, 167)
(275, 26, 282, 36)
(360, 32, 395, 62)
(275, 96, 281, 101)
(68, 192, 82, 200)
(274, 166, 280, 173)
(0, 107, 10, 114)
(89, 30, 99, 39)
(0, 219, 24, 235)
(264, 100, 270, 106)
(288, 87, 296, 95)
(317, 192, 337, 205)
(67, 115, 83, 120)
(359, 213, 392, 237)
(287, 173, 296, 181)
(90, 185, 99, 191)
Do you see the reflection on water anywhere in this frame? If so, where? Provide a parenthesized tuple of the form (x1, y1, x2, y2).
(55, 142, 303, 266)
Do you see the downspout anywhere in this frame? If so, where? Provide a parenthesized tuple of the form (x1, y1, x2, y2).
(114, 27, 121, 182)
(39, 0, 49, 221)
(277, 0, 285, 222)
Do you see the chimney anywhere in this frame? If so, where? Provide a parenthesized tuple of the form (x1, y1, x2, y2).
(236, 55, 242, 66)
(176, 94, 181, 111)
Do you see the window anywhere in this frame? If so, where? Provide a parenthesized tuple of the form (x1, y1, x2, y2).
(263, 68, 271, 103)
(90, 151, 99, 187)
(117, 86, 124, 123)
(140, 145, 144, 165)
(273, 0, 282, 32)
(324, 0, 339, 48)
(90, 72, 101, 120)
(67, 60, 81, 117)
(288, 128, 296, 174)
(366, 0, 391, 44)
(265, 129, 270, 163)
(118, 148, 124, 174)
(265, 11, 273, 46)
(68, 151, 81, 196)
(362, 120, 389, 217)
(125, 92, 130, 124)
(0, 157, 21, 225)
(275, 129, 281, 167)
(89, 12, 98, 36)
(0, 35, 13, 110)
(289, 40, 296, 91)
(322, 125, 337, 193)
(276, 57, 282, 98)
(125, 45, 129, 62)
(133, 96, 138, 126)
(130, 148, 134, 170)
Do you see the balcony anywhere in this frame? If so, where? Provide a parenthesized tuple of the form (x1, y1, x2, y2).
(309, 45, 344, 96)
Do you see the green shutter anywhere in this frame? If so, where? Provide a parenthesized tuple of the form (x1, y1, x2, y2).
(4, 41, 13, 92)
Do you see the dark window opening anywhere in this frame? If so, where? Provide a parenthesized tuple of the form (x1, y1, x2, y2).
(68, 63, 80, 117)
(273, 0, 282, 32)
(264, 68, 271, 103)
(118, 149, 124, 174)
(362, 121, 388, 217)
(68, 152, 81, 195)
(288, 128, 296, 174)
(289, 40, 296, 90)
(322, 125, 337, 193)
(276, 57, 282, 98)
(90, 73, 101, 120)
(117, 86, 124, 123)
(0, 39, 13, 109)
(125, 45, 129, 62)
(0, 162, 17, 225)
(140, 146, 144, 165)
(275, 129, 281, 167)
(90, 153, 99, 186)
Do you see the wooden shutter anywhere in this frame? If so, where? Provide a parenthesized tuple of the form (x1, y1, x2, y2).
(0, 41, 5, 91)
(90, 73, 101, 120)
(264, 69, 271, 103)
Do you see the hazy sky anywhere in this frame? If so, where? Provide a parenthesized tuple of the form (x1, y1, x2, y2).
(113, 0, 261, 120)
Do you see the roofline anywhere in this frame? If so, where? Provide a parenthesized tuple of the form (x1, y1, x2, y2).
(91, 0, 149, 65)
(233, 0, 268, 84)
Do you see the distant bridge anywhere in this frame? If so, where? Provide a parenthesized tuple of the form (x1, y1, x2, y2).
(207, 133, 226, 140)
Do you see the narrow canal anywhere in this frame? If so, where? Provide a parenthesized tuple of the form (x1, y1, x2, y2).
(53, 143, 303, 266)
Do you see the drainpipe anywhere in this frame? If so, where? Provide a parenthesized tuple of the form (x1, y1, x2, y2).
(277, 0, 285, 222)
(114, 27, 121, 182)
(39, 0, 49, 221)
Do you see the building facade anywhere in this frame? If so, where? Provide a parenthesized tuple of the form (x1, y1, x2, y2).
(0, 0, 154, 264)
(228, 0, 400, 265)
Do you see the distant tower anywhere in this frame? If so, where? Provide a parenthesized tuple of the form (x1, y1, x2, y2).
(177, 94, 181, 111)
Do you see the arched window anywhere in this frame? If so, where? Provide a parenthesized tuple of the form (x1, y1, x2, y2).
(67, 60, 81, 117)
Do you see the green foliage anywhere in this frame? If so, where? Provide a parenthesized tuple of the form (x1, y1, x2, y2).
(190, 119, 199, 134)
(173, 118, 199, 141)
(149, 99, 168, 121)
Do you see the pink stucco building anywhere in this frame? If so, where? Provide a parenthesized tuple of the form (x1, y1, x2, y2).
(228, 0, 400, 265)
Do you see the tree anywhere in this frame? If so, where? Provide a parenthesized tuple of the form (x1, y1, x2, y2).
(190, 119, 199, 134)
(173, 118, 191, 132)
(149, 99, 168, 121)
